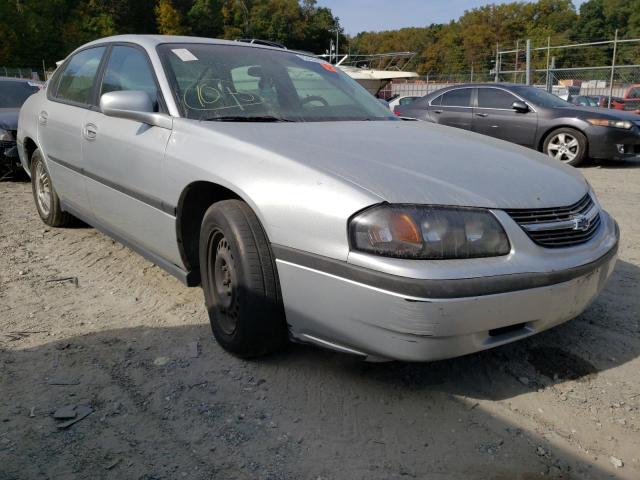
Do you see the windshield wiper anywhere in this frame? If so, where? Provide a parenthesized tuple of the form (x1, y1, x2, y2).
(201, 115, 294, 122)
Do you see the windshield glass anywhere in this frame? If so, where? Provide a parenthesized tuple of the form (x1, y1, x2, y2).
(0, 80, 39, 108)
(158, 43, 396, 122)
(511, 86, 571, 108)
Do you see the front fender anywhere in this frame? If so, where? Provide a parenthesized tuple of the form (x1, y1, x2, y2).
(163, 119, 382, 262)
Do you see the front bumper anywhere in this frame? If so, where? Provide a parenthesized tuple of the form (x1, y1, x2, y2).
(586, 124, 640, 160)
(275, 215, 619, 362)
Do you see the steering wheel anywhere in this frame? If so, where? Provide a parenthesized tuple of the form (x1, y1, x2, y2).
(301, 95, 329, 107)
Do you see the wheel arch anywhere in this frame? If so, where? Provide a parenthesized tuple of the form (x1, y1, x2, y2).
(176, 180, 253, 286)
(537, 124, 589, 153)
(22, 136, 39, 173)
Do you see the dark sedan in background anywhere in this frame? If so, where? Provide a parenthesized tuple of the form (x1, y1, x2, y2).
(396, 83, 640, 166)
(1, 77, 42, 178)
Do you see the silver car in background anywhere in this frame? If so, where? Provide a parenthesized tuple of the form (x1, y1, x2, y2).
(18, 35, 619, 361)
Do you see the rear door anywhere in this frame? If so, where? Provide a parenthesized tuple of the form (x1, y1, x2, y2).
(39, 46, 106, 215)
(428, 88, 473, 130)
(472, 87, 537, 147)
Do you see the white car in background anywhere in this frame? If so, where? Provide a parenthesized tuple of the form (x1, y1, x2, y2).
(388, 95, 420, 112)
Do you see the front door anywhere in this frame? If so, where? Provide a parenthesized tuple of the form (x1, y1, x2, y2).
(472, 87, 537, 147)
(82, 44, 181, 265)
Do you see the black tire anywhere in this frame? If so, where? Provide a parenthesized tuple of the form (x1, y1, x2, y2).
(199, 200, 288, 357)
(30, 149, 73, 227)
(542, 127, 588, 167)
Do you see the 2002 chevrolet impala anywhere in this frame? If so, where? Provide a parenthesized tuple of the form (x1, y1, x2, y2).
(18, 35, 619, 361)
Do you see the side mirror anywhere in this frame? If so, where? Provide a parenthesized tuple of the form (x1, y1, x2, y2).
(512, 100, 529, 113)
(100, 90, 172, 129)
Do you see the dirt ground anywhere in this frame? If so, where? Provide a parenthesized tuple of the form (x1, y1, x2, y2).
(1, 160, 639, 480)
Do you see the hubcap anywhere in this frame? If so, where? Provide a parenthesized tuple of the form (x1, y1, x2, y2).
(210, 233, 239, 335)
(35, 161, 51, 216)
(547, 133, 579, 163)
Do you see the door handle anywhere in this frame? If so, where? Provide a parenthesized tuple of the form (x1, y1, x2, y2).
(38, 111, 48, 125)
(83, 123, 97, 141)
(433, 110, 443, 114)
(475, 113, 489, 117)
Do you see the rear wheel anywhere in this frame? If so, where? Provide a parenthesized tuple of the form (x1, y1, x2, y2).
(30, 149, 73, 227)
(199, 200, 288, 357)
(543, 128, 587, 167)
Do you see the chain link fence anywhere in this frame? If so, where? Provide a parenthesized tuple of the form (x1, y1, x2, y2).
(380, 34, 640, 109)
(0, 66, 48, 81)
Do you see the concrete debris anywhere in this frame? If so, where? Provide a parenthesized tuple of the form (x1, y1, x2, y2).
(609, 456, 624, 468)
(56, 404, 93, 429)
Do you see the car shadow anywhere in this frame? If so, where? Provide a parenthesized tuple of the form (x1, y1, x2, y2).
(2, 261, 637, 479)
(584, 158, 640, 169)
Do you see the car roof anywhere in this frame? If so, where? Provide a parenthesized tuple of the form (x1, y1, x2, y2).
(79, 34, 306, 56)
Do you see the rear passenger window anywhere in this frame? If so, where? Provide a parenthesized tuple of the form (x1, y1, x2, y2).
(441, 89, 472, 107)
(477, 88, 517, 109)
(101, 46, 158, 106)
(54, 47, 106, 105)
(430, 94, 442, 106)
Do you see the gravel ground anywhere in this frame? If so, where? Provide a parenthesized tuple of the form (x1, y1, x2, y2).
(1, 160, 639, 480)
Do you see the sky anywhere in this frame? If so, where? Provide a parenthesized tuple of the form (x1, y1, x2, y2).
(317, 0, 587, 35)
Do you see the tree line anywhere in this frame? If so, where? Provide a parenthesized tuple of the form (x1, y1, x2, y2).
(0, 0, 343, 68)
(1, 0, 639, 74)
(350, 0, 640, 74)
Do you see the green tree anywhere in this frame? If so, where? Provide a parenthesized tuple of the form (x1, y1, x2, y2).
(188, 0, 224, 37)
(155, 0, 188, 35)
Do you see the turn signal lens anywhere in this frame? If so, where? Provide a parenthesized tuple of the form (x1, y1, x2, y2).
(350, 205, 510, 260)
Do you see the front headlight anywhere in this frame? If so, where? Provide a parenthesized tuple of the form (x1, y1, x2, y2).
(587, 118, 633, 129)
(349, 205, 511, 260)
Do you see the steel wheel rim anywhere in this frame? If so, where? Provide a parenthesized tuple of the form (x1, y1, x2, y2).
(35, 161, 52, 216)
(209, 231, 239, 335)
(547, 133, 579, 163)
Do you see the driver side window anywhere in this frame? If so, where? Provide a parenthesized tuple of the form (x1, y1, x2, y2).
(100, 45, 158, 108)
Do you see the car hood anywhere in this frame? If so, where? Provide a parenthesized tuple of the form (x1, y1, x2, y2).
(199, 120, 588, 209)
(0, 108, 19, 130)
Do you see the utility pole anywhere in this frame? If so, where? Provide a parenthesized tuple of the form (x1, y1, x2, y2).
(525, 39, 531, 85)
(608, 29, 618, 109)
(545, 36, 551, 92)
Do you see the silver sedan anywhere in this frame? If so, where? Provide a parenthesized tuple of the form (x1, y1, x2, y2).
(17, 35, 619, 361)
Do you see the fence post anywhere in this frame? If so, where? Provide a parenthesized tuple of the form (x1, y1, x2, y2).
(470, 64, 474, 82)
(514, 40, 519, 83)
(608, 29, 618, 109)
(525, 39, 531, 85)
(545, 36, 551, 92)
(494, 43, 500, 83)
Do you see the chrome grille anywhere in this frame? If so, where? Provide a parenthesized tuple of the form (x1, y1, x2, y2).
(505, 194, 601, 248)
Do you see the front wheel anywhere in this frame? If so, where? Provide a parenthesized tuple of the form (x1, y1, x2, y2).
(199, 200, 288, 358)
(543, 128, 587, 166)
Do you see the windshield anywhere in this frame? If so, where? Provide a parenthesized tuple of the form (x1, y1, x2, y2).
(511, 86, 571, 108)
(158, 43, 396, 122)
(0, 80, 39, 108)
